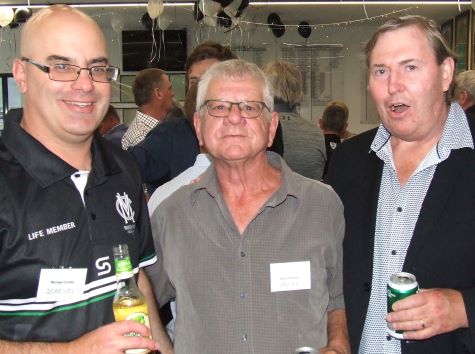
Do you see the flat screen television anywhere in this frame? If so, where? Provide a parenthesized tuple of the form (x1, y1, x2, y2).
(122, 30, 187, 72)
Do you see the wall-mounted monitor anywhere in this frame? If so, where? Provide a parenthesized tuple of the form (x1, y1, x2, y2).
(122, 29, 187, 72)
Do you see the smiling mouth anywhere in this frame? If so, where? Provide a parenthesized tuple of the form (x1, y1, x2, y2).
(390, 103, 409, 113)
(64, 100, 93, 108)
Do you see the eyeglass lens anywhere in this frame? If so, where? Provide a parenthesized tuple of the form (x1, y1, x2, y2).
(206, 100, 264, 118)
(49, 65, 117, 82)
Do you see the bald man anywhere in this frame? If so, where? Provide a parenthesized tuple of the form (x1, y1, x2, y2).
(1, 5, 172, 354)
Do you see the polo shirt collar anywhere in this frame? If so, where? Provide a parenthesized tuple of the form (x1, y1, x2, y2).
(3, 109, 121, 188)
(189, 151, 300, 207)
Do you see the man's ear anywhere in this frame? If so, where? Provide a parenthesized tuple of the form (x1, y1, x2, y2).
(194, 112, 203, 147)
(441, 56, 455, 93)
(12, 58, 28, 94)
(267, 112, 279, 148)
(154, 87, 163, 100)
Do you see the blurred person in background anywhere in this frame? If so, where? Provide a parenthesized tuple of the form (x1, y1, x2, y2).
(121, 68, 175, 150)
(452, 69, 475, 120)
(264, 60, 326, 179)
(319, 101, 349, 178)
(97, 105, 127, 147)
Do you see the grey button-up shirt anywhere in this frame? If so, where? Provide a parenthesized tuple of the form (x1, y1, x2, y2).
(149, 152, 345, 354)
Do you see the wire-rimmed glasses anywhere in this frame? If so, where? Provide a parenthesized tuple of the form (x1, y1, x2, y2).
(202, 99, 270, 119)
(21, 57, 119, 83)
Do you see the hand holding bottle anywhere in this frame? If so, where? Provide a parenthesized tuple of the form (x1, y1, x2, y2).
(113, 244, 152, 354)
(67, 321, 159, 354)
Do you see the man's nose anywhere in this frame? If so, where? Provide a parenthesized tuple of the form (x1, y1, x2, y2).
(72, 69, 94, 91)
(388, 71, 404, 94)
(225, 104, 245, 125)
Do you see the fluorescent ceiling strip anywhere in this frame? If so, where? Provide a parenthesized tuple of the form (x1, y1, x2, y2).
(252, 1, 471, 5)
(0, 3, 194, 9)
(2, 1, 470, 7)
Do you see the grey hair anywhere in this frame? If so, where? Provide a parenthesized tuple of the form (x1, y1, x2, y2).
(195, 59, 274, 120)
(262, 60, 302, 108)
(453, 70, 475, 100)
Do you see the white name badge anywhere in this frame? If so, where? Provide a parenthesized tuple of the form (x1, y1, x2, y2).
(270, 261, 311, 292)
(36, 268, 87, 302)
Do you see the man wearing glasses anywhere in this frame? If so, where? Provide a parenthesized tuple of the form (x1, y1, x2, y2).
(0, 5, 171, 354)
(148, 59, 349, 354)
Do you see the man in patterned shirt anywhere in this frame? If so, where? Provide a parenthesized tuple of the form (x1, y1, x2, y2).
(325, 15, 475, 354)
(121, 68, 175, 150)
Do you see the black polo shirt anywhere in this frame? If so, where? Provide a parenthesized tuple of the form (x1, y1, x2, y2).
(0, 109, 156, 342)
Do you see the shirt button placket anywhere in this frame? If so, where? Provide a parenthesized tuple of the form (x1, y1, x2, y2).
(237, 242, 251, 350)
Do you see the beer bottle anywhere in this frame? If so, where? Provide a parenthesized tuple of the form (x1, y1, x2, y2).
(112, 244, 151, 354)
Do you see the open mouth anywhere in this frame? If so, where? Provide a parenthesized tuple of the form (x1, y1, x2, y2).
(390, 103, 409, 113)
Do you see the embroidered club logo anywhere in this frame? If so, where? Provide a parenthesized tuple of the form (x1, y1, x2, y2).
(330, 142, 338, 150)
(116, 192, 135, 224)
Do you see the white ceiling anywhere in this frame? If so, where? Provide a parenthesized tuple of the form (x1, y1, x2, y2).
(3, 1, 472, 32)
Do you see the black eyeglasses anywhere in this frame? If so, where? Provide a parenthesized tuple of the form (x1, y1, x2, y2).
(21, 57, 119, 83)
(201, 99, 270, 119)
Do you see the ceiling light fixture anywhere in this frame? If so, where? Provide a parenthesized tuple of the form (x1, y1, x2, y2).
(252, 1, 470, 4)
(1, 0, 470, 8)
(0, 3, 194, 9)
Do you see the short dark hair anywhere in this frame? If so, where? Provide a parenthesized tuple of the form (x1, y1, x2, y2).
(322, 101, 349, 133)
(185, 41, 237, 74)
(132, 68, 167, 107)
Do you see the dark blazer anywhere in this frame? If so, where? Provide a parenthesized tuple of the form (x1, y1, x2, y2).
(325, 118, 475, 354)
(103, 123, 128, 148)
(128, 115, 199, 194)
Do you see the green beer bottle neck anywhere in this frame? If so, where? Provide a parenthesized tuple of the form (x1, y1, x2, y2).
(115, 256, 134, 280)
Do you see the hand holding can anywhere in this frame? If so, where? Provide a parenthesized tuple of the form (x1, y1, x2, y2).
(387, 272, 418, 339)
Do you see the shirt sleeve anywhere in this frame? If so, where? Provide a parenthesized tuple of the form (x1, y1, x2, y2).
(136, 190, 158, 269)
(144, 207, 176, 308)
(326, 192, 345, 311)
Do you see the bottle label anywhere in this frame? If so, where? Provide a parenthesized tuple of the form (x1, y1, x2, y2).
(115, 257, 133, 276)
(126, 312, 150, 327)
(124, 312, 151, 354)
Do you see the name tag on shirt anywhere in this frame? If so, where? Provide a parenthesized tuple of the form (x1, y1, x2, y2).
(270, 261, 311, 292)
(36, 268, 87, 302)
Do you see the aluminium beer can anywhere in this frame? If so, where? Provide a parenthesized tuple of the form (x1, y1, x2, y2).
(387, 272, 418, 339)
(294, 347, 317, 354)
